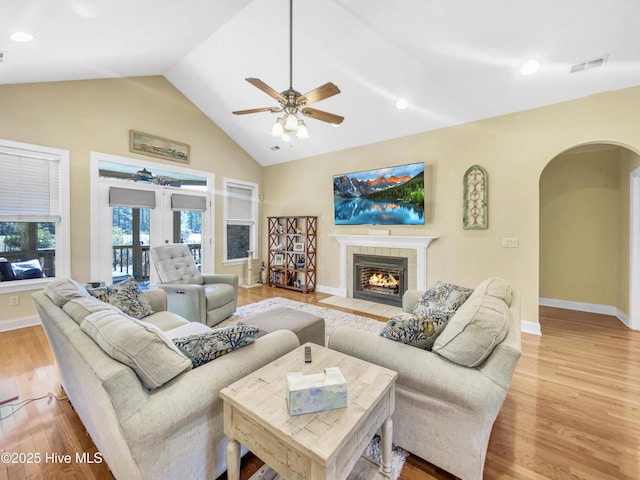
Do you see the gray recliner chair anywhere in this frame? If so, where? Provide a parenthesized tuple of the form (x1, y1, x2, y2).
(150, 244, 238, 327)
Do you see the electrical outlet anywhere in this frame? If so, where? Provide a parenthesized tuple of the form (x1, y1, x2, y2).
(502, 237, 519, 248)
(9, 295, 19, 306)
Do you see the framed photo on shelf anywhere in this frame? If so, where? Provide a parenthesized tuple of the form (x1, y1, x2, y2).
(292, 242, 305, 252)
(273, 253, 284, 266)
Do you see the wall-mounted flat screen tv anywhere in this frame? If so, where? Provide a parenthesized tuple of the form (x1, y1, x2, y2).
(333, 162, 425, 225)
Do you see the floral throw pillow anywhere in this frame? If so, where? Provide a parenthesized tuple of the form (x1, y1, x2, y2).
(411, 281, 474, 323)
(88, 277, 154, 320)
(172, 325, 260, 368)
(380, 312, 447, 350)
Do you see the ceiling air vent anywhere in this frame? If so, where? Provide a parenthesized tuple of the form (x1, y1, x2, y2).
(570, 62, 586, 74)
(570, 54, 609, 74)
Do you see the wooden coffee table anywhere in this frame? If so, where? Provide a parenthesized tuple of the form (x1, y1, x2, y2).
(220, 343, 397, 480)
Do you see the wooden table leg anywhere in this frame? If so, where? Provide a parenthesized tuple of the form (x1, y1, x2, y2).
(380, 417, 393, 478)
(227, 438, 241, 480)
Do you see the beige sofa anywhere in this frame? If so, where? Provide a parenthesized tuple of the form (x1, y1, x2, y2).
(32, 279, 299, 480)
(328, 278, 521, 480)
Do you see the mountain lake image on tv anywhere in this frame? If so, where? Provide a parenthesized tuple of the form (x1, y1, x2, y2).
(333, 162, 425, 225)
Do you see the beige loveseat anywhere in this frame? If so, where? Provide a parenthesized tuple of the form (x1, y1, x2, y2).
(32, 279, 299, 480)
(328, 277, 521, 480)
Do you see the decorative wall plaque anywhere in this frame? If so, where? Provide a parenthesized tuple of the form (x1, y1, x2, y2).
(463, 165, 488, 229)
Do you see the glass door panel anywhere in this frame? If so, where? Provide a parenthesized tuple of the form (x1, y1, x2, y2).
(112, 206, 151, 285)
(173, 209, 203, 270)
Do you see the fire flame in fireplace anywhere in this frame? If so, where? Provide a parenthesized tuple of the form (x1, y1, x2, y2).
(369, 273, 399, 288)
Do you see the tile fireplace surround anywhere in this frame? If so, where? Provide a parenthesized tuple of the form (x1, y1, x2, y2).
(330, 234, 438, 298)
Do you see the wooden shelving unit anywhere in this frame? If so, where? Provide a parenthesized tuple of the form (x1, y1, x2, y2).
(267, 216, 317, 293)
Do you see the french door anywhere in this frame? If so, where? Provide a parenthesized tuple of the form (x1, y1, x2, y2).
(94, 182, 211, 285)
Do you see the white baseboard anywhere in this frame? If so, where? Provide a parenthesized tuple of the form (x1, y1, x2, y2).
(316, 284, 346, 297)
(539, 297, 629, 327)
(0, 315, 40, 332)
(521, 320, 542, 336)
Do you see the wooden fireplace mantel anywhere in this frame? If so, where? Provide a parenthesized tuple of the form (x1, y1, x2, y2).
(330, 234, 438, 295)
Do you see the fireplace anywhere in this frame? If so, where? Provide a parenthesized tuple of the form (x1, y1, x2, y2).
(353, 254, 408, 307)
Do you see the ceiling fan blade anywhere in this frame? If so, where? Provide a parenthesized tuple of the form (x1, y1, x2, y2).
(297, 82, 341, 106)
(232, 107, 280, 115)
(246, 78, 286, 103)
(301, 107, 344, 125)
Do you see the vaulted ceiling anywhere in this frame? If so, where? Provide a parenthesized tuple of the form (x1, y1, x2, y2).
(3, 0, 639, 166)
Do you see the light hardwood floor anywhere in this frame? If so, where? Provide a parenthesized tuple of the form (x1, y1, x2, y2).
(1, 286, 639, 480)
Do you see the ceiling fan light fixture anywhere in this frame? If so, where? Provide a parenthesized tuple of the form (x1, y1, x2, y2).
(296, 120, 309, 139)
(271, 118, 284, 136)
(284, 112, 299, 131)
(232, 0, 343, 139)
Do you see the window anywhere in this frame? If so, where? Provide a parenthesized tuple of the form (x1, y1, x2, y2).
(0, 139, 70, 291)
(223, 179, 258, 264)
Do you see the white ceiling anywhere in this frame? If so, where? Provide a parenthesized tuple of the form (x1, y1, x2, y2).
(2, 0, 639, 166)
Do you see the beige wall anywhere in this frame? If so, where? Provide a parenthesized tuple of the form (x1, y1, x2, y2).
(2, 77, 640, 326)
(540, 145, 640, 317)
(0, 76, 262, 322)
(540, 148, 621, 307)
(263, 86, 640, 325)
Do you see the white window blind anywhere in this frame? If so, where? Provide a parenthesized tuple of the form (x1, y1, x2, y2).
(223, 179, 258, 263)
(0, 150, 61, 222)
(109, 187, 156, 209)
(227, 185, 253, 220)
(171, 194, 207, 211)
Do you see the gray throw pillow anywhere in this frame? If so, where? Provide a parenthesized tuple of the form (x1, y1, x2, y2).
(172, 325, 260, 368)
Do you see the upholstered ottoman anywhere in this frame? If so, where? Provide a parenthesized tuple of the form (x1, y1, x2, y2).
(238, 307, 325, 346)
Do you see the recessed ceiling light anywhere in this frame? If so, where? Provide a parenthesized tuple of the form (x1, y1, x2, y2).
(10, 31, 35, 43)
(395, 98, 409, 110)
(520, 59, 540, 76)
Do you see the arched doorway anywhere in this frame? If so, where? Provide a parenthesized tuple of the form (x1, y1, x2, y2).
(540, 142, 640, 329)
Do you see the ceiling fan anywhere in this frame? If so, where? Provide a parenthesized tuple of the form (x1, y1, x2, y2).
(232, 0, 344, 140)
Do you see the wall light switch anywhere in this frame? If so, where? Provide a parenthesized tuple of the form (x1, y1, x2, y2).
(9, 296, 19, 306)
(502, 237, 519, 248)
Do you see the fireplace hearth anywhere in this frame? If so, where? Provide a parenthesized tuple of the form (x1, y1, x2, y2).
(353, 254, 408, 307)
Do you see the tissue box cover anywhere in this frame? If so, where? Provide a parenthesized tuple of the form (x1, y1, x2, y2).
(286, 367, 347, 416)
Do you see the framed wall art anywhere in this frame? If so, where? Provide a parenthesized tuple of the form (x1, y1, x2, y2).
(463, 164, 488, 229)
(129, 130, 190, 164)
